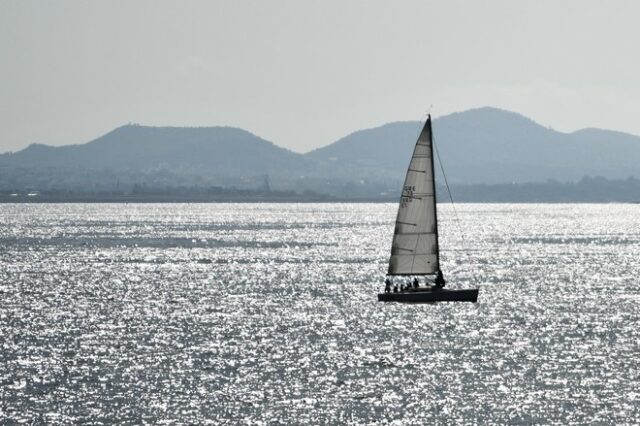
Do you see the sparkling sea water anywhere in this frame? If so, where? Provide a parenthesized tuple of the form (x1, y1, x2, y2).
(1, 203, 639, 424)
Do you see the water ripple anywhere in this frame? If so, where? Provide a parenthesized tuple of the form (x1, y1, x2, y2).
(0, 203, 639, 424)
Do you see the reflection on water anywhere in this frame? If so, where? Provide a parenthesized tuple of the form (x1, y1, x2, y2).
(1, 203, 639, 424)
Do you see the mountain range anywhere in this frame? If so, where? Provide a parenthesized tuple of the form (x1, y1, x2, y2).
(2, 107, 640, 198)
(308, 108, 640, 184)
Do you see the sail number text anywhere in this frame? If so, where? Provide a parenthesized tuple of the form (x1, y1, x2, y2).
(400, 185, 415, 208)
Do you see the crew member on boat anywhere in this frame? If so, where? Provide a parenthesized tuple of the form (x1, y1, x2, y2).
(384, 277, 392, 293)
(435, 270, 446, 288)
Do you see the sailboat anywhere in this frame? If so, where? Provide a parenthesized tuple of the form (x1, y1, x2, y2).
(377, 115, 479, 303)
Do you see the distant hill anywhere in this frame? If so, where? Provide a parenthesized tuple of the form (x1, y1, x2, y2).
(303, 121, 422, 186)
(2, 125, 305, 175)
(0, 125, 310, 192)
(2, 107, 640, 198)
(307, 107, 640, 184)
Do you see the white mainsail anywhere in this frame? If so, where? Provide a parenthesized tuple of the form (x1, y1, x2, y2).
(387, 116, 439, 275)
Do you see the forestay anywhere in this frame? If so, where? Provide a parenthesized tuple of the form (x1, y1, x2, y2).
(387, 116, 439, 275)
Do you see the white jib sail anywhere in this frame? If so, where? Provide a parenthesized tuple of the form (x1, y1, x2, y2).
(388, 116, 439, 275)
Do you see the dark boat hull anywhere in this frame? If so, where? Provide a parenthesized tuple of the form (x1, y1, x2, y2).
(377, 288, 479, 303)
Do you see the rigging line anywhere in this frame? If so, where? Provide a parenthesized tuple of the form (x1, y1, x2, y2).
(432, 130, 481, 287)
(431, 118, 485, 290)
(432, 132, 466, 245)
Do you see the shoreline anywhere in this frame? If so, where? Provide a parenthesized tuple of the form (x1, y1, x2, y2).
(1, 197, 637, 204)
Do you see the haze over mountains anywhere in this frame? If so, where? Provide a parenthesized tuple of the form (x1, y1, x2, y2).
(2, 107, 640, 200)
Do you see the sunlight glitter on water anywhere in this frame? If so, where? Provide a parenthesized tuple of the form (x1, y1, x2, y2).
(0, 203, 639, 424)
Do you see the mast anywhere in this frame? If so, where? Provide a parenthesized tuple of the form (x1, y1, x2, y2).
(427, 115, 440, 272)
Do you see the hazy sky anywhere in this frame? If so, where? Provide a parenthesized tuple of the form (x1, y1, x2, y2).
(2, 0, 640, 153)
